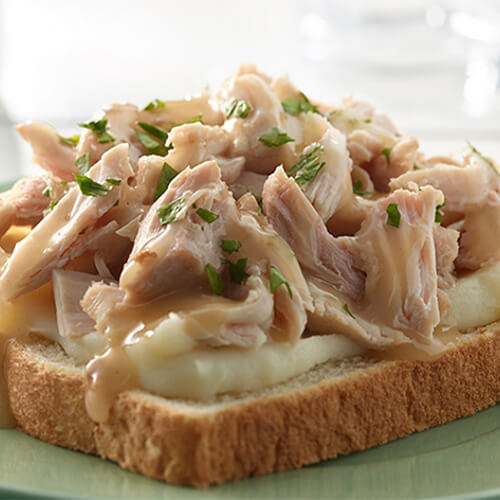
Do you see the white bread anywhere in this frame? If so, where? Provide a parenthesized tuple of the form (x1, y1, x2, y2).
(6, 323, 500, 488)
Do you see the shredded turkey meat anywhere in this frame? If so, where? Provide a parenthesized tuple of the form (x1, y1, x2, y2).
(1, 65, 498, 363)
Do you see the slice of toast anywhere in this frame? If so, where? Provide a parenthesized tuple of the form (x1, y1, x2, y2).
(5, 323, 500, 488)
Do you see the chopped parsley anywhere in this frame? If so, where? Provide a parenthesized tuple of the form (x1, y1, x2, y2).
(221, 257, 249, 285)
(256, 197, 263, 215)
(157, 197, 185, 226)
(143, 98, 165, 111)
(352, 181, 373, 196)
(196, 207, 219, 223)
(234, 100, 251, 118)
(105, 178, 121, 186)
(138, 122, 169, 143)
(258, 127, 294, 147)
(153, 163, 178, 201)
(220, 239, 242, 254)
(78, 119, 115, 143)
(204, 263, 226, 295)
(269, 265, 292, 298)
(225, 100, 237, 118)
(246, 191, 264, 215)
(287, 142, 325, 185)
(413, 164, 420, 170)
(74, 152, 90, 175)
(59, 134, 80, 146)
(60, 180, 67, 186)
(435, 198, 447, 224)
(381, 147, 392, 165)
(73, 174, 111, 197)
(343, 303, 355, 319)
(48, 200, 58, 210)
(281, 92, 319, 116)
(245, 189, 263, 215)
(386, 203, 401, 228)
(173, 115, 204, 128)
(184, 114, 204, 124)
(42, 186, 51, 198)
(136, 129, 168, 156)
(225, 99, 251, 119)
(364, 119, 372, 124)
(467, 141, 500, 177)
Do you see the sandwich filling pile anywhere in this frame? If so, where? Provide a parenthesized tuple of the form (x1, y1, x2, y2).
(0, 65, 499, 421)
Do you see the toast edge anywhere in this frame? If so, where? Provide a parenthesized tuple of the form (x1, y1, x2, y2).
(5, 324, 500, 487)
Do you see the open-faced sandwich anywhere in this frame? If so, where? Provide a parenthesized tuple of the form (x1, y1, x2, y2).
(0, 64, 499, 487)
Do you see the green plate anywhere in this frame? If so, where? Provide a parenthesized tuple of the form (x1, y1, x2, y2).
(0, 404, 499, 499)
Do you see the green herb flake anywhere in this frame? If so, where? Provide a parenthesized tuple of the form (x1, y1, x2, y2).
(185, 114, 204, 124)
(60, 180, 67, 186)
(364, 119, 372, 124)
(113, 199, 119, 207)
(153, 163, 178, 201)
(381, 147, 392, 165)
(467, 141, 500, 177)
(269, 265, 292, 298)
(204, 263, 226, 295)
(281, 92, 319, 116)
(226, 99, 251, 119)
(196, 207, 219, 224)
(106, 178, 121, 186)
(220, 239, 242, 254)
(343, 303, 355, 319)
(42, 186, 51, 198)
(386, 203, 401, 228)
(258, 127, 294, 147)
(256, 196, 263, 215)
(287, 142, 325, 185)
(48, 200, 58, 210)
(221, 258, 249, 285)
(138, 121, 169, 143)
(173, 115, 204, 128)
(352, 181, 373, 196)
(157, 197, 185, 226)
(78, 119, 115, 143)
(235, 100, 251, 118)
(74, 152, 90, 175)
(225, 100, 238, 119)
(136, 129, 168, 156)
(435, 198, 447, 224)
(413, 164, 420, 170)
(59, 134, 80, 146)
(143, 98, 165, 111)
(247, 191, 263, 215)
(295, 162, 324, 185)
(73, 174, 111, 197)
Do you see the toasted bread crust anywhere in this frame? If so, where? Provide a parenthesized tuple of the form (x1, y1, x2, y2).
(6, 324, 500, 487)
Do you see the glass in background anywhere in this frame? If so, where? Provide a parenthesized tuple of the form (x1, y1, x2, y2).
(298, 0, 500, 140)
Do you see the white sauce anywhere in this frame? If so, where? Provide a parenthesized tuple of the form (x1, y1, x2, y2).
(2, 262, 500, 403)
(127, 326, 363, 400)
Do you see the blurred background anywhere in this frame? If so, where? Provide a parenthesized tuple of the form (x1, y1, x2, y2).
(0, 0, 499, 182)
